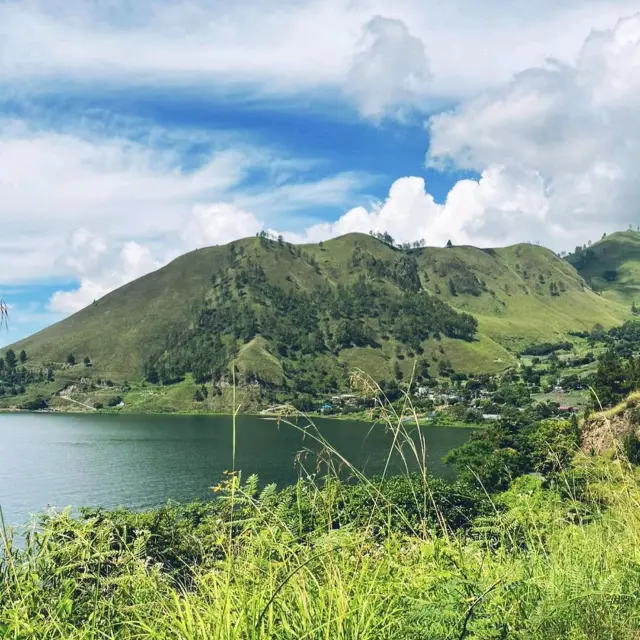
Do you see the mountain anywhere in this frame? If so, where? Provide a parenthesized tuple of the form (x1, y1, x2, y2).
(566, 230, 640, 306)
(4, 233, 627, 411)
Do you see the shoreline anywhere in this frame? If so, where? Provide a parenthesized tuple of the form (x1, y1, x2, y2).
(0, 406, 484, 428)
(0, 405, 374, 423)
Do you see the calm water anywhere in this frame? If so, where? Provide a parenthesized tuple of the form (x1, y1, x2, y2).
(0, 413, 474, 527)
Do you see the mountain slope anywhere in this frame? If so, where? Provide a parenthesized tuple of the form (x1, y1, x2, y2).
(566, 230, 640, 305)
(7, 233, 626, 405)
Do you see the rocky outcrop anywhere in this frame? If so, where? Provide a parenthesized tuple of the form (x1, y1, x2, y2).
(581, 403, 640, 455)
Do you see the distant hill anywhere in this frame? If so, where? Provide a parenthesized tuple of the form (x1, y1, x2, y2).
(566, 230, 640, 306)
(4, 233, 627, 410)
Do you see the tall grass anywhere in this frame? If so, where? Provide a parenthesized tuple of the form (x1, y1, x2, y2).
(0, 299, 7, 329)
(2, 374, 640, 638)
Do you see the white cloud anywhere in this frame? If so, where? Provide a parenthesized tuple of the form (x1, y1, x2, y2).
(49, 232, 161, 313)
(0, 118, 366, 283)
(287, 166, 551, 248)
(48, 203, 263, 313)
(2, 0, 639, 112)
(182, 203, 263, 249)
(426, 12, 640, 248)
(345, 16, 431, 120)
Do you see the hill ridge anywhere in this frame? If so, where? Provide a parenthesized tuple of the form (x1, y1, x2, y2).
(3, 232, 628, 411)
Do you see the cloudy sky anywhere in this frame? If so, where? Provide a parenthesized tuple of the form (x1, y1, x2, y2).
(3, 0, 640, 344)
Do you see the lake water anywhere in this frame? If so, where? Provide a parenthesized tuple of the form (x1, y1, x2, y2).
(0, 413, 475, 528)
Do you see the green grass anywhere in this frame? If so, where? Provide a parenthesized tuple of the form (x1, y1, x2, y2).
(234, 337, 285, 387)
(591, 390, 640, 420)
(5, 472, 640, 639)
(567, 229, 640, 305)
(532, 389, 590, 409)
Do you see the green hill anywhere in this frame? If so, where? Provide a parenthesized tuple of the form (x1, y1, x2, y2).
(3, 233, 627, 411)
(566, 230, 640, 306)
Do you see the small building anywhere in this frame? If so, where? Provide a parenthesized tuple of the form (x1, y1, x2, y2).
(482, 413, 500, 421)
(558, 405, 577, 413)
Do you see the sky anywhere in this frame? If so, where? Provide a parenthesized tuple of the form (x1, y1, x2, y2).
(3, 0, 640, 345)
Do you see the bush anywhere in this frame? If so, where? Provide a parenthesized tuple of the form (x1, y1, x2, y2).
(20, 396, 48, 411)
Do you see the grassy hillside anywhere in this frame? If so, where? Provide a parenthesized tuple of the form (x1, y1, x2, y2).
(567, 229, 640, 305)
(4, 233, 626, 409)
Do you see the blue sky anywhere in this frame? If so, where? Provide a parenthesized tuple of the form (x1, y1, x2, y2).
(2, 0, 640, 346)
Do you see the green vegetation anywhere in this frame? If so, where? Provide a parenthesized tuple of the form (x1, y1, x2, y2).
(4, 233, 627, 412)
(567, 229, 640, 304)
(3, 380, 640, 639)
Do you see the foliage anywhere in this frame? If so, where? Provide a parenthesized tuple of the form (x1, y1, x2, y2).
(3, 449, 640, 638)
(0, 349, 51, 400)
(519, 341, 572, 357)
(622, 432, 640, 464)
(445, 412, 580, 491)
(140, 257, 478, 397)
(591, 348, 640, 408)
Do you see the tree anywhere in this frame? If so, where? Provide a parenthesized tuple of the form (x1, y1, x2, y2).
(19, 349, 27, 364)
(446, 239, 453, 248)
(5, 349, 16, 368)
(369, 230, 395, 247)
(83, 356, 92, 366)
(66, 353, 76, 366)
(633, 302, 639, 316)
(145, 365, 159, 385)
(592, 349, 634, 408)
(589, 323, 606, 345)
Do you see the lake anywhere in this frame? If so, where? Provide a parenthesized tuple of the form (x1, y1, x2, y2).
(0, 413, 475, 528)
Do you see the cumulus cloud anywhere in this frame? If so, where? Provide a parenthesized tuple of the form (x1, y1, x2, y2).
(288, 166, 550, 247)
(49, 232, 161, 313)
(427, 13, 640, 247)
(345, 16, 431, 120)
(182, 204, 263, 249)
